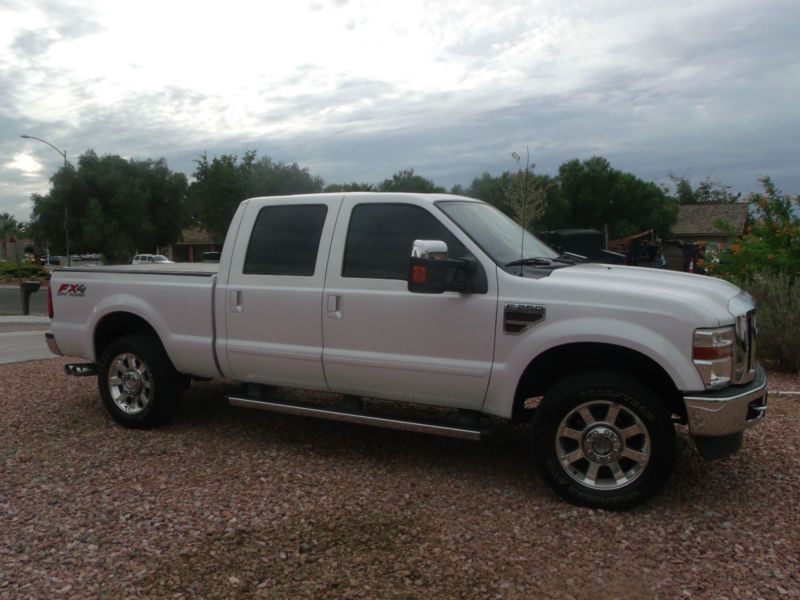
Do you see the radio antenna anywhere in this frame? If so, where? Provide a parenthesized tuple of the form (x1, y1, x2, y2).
(518, 146, 530, 276)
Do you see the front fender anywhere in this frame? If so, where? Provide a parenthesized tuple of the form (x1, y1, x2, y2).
(482, 316, 703, 419)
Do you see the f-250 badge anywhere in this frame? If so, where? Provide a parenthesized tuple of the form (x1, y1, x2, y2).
(504, 303, 546, 334)
(57, 283, 87, 297)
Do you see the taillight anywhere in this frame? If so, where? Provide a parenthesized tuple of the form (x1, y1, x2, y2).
(47, 283, 54, 319)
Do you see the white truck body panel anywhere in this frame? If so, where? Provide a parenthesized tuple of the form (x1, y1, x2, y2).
(51, 267, 220, 378)
(49, 192, 749, 421)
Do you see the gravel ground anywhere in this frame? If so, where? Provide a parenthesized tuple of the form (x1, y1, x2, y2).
(1, 359, 799, 599)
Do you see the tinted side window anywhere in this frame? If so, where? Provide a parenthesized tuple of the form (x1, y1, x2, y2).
(244, 205, 328, 276)
(343, 204, 469, 280)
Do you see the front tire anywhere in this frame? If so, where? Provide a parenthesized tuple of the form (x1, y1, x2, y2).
(532, 371, 676, 510)
(98, 333, 180, 428)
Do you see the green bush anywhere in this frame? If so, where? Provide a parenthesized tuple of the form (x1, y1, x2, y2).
(0, 262, 46, 279)
(710, 177, 800, 280)
(708, 177, 799, 373)
(736, 273, 800, 373)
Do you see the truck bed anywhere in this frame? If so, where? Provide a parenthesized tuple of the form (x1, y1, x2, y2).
(50, 265, 220, 378)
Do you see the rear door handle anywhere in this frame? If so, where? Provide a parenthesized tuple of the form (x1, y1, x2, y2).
(327, 294, 342, 319)
(230, 290, 243, 313)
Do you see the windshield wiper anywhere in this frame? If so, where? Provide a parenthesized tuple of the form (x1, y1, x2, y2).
(505, 257, 555, 267)
(555, 252, 586, 264)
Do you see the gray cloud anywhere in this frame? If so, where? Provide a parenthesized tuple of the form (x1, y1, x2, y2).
(1, 0, 798, 221)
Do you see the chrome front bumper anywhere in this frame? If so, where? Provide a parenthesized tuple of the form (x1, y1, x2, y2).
(45, 331, 63, 356)
(684, 364, 768, 437)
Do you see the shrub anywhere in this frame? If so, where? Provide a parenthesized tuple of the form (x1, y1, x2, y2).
(735, 273, 800, 374)
(708, 177, 800, 373)
(0, 262, 46, 279)
(710, 177, 800, 280)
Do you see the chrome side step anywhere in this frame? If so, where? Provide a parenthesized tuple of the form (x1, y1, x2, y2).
(227, 396, 490, 441)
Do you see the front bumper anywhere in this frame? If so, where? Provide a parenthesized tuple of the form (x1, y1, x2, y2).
(45, 331, 63, 356)
(684, 364, 768, 437)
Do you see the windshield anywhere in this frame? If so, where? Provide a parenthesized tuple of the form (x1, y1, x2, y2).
(153, 255, 170, 262)
(436, 201, 557, 268)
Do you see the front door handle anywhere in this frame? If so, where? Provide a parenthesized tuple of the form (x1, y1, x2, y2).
(230, 289, 243, 313)
(327, 294, 343, 319)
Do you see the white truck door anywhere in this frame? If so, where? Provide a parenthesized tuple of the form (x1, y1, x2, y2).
(221, 196, 342, 390)
(322, 196, 498, 410)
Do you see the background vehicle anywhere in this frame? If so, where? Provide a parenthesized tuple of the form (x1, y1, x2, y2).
(132, 254, 174, 264)
(46, 193, 767, 509)
(540, 229, 625, 264)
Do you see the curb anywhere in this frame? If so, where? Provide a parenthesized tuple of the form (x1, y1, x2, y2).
(0, 315, 50, 324)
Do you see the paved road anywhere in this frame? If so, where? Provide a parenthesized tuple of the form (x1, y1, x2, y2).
(0, 285, 47, 315)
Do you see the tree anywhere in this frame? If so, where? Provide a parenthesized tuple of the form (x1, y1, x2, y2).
(670, 175, 740, 205)
(504, 151, 547, 231)
(187, 151, 323, 239)
(557, 156, 677, 239)
(0, 212, 20, 239)
(710, 178, 800, 372)
(1, 213, 22, 260)
(712, 177, 800, 279)
(29, 151, 188, 263)
(323, 182, 375, 192)
(377, 168, 445, 193)
(463, 170, 563, 233)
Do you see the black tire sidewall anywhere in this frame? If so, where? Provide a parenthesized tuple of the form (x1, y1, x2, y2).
(98, 333, 179, 428)
(532, 371, 676, 510)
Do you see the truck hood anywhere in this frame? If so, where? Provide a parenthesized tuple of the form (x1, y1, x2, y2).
(546, 263, 740, 324)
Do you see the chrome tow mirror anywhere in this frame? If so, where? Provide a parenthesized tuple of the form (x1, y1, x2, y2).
(408, 239, 486, 294)
(411, 240, 449, 260)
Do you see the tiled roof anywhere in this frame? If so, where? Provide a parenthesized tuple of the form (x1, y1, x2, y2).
(673, 204, 749, 236)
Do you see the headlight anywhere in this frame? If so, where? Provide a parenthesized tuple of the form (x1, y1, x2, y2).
(693, 326, 734, 389)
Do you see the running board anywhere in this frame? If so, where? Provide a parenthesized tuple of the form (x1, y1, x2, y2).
(227, 396, 490, 441)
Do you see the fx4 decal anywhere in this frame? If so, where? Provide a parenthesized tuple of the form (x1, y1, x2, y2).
(57, 283, 87, 297)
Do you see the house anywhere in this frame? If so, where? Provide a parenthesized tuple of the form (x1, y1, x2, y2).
(168, 226, 222, 262)
(664, 203, 750, 272)
(672, 203, 750, 247)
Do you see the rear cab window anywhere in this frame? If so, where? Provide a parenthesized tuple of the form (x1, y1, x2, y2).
(244, 205, 328, 276)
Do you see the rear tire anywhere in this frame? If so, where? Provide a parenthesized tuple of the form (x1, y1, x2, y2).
(531, 371, 676, 510)
(98, 333, 181, 428)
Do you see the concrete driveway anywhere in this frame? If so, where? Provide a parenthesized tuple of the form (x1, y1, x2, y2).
(0, 316, 53, 364)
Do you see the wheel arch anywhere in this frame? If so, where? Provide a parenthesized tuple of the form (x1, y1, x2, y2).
(511, 342, 684, 423)
(93, 311, 166, 364)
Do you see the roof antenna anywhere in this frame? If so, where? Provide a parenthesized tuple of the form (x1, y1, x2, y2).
(518, 146, 530, 277)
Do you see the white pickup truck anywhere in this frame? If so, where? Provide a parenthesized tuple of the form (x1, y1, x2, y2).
(46, 192, 768, 509)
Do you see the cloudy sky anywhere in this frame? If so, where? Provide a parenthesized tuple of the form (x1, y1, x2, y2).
(1, 0, 797, 220)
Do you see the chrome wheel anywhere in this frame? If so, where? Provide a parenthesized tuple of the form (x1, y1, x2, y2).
(556, 400, 651, 491)
(107, 353, 154, 415)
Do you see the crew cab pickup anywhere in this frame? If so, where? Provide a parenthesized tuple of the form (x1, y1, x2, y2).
(46, 193, 768, 509)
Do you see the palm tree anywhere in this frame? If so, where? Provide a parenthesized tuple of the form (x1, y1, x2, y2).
(0, 212, 20, 260)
